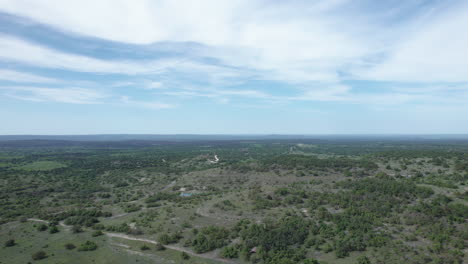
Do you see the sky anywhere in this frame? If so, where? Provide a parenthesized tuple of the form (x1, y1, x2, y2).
(0, 0, 468, 135)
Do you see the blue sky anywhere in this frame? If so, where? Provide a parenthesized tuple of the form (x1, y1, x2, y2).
(0, 0, 467, 134)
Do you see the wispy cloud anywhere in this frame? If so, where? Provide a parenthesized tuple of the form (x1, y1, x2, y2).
(120, 96, 174, 110)
(1, 86, 105, 104)
(1, 0, 468, 134)
(0, 69, 58, 83)
(354, 1, 468, 82)
(144, 81, 164, 90)
(0, 35, 249, 83)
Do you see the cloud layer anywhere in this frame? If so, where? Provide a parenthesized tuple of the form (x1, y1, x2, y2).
(0, 0, 467, 133)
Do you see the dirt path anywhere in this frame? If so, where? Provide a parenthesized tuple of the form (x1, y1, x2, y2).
(105, 232, 236, 264)
(208, 155, 219, 164)
(59, 221, 71, 231)
(27, 218, 49, 224)
(26, 218, 234, 263)
(162, 180, 176, 191)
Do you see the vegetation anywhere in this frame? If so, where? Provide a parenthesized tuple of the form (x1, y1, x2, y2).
(31, 250, 47, 260)
(78, 241, 98, 251)
(64, 243, 76, 250)
(1, 138, 467, 264)
(4, 239, 16, 247)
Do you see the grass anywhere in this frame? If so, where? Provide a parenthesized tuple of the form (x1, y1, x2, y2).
(0, 162, 12, 168)
(0, 221, 225, 264)
(18, 161, 67, 171)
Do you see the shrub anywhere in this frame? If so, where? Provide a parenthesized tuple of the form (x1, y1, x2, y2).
(5, 239, 16, 247)
(32, 250, 47, 260)
(78, 241, 98, 251)
(49, 226, 59, 234)
(221, 245, 239, 258)
(357, 255, 371, 264)
(181, 251, 190, 260)
(72, 225, 83, 233)
(192, 226, 230, 253)
(140, 244, 150, 250)
(37, 224, 48, 232)
(92, 230, 103, 237)
(158, 232, 182, 245)
(303, 260, 319, 264)
(155, 243, 165, 251)
(65, 243, 76, 250)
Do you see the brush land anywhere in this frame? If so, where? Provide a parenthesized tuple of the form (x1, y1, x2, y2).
(0, 137, 467, 264)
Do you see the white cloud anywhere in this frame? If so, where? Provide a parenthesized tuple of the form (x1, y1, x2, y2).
(0, 69, 58, 83)
(1, 0, 467, 87)
(0, 35, 248, 82)
(1, 86, 106, 104)
(291, 85, 351, 102)
(145, 81, 164, 89)
(0, 0, 376, 83)
(159, 85, 271, 101)
(0, 35, 152, 74)
(354, 2, 468, 82)
(120, 96, 174, 110)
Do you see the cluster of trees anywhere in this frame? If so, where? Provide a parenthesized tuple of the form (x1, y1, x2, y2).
(51, 209, 112, 228)
(261, 154, 378, 171)
(158, 232, 182, 245)
(190, 226, 230, 253)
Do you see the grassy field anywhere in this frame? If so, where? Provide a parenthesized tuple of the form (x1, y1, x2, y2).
(18, 161, 67, 171)
(0, 221, 222, 264)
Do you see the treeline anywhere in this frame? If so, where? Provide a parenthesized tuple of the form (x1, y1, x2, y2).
(43, 209, 112, 227)
(260, 154, 378, 171)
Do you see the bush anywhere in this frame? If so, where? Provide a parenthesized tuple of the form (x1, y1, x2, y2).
(37, 224, 48, 232)
(127, 228, 144, 236)
(192, 226, 230, 253)
(78, 241, 98, 251)
(155, 243, 166, 251)
(158, 233, 182, 245)
(181, 251, 190, 260)
(140, 244, 150, 250)
(303, 260, 319, 264)
(65, 243, 76, 250)
(49, 226, 59, 234)
(32, 250, 47, 260)
(92, 230, 103, 237)
(72, 225, 83, 233)
(221, 245, 239, 258)
(357, 255, 371, 264)
(4, 239, 16, 247)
